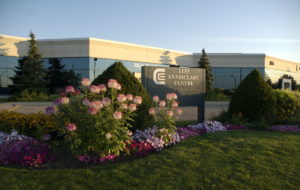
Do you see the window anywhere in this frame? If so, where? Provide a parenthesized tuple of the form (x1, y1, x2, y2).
(269, 61, 275, 66)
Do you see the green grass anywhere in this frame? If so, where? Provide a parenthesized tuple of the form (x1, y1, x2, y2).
(1, 130, 300, 190)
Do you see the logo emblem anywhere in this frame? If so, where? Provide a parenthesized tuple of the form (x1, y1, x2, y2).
(153, 68, 165, 85)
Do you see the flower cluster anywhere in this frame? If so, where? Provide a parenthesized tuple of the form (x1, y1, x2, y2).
(267, 125, 300, 133)
(133, 126, 181, 150)
(77, 154, 117, 163)
(176, 127, 207, 140)
(47, 78, 141, 157)
(149, 93, 182, 135)
(125, 140, 154, 156)
(188, 121, 227, 133)
(0, 136, 49, 167)
(0, 130, 28, 145)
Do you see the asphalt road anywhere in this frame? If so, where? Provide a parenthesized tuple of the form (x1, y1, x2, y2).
(0, 101, 229, 121)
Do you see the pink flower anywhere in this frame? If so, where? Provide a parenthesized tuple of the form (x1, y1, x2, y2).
(108, 79, 118, 89)
(117, 94, 127, 102)
(133, 96, 142, 104)
(89, 101, 103, 109)
(88, 107, 98, 115)
(65, 86, 75, 93)
(74, 89, 81, 95)
(126, 94, 133, 101)
(82, 98, 90, 106)
(171, 101, 178, 108)
(149, 108, 155, 115)
(57, 97, 69, 104)
(117, 83, 121, 90)
(102, 98, 111, 106)
(152, 96, 159, 102)
(106, 133, 112, 139)
(166, 93, 177, 100)
(67, 123, 77, 132)
(81, 78, 91, 86)
(128, 104, 137, 112)
(45, 106, 56, 115)
(167, 110, 174, 117)
(159, 100, 166, 107)
(176, 108, 183, 115)
(90, 85, 100, 93)
(98, 84, 107, 92)
(113, 111, 122, 120)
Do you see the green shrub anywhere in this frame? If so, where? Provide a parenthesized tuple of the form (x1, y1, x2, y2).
(0, 110, 57, 139)
(273, 90, 300, 123)
(205, 88, 230, 101)
(9, 89, 49, 101)
(228, 69, 276, 124)
(92, 62, 153, 130)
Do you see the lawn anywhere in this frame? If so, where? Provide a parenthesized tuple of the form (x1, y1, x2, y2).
(1, 130, 300, 190)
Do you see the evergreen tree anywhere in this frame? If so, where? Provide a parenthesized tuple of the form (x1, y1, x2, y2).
(11, 32, 48, 93)
(198, 48, 213, 91)
(46, 58, 80, 93)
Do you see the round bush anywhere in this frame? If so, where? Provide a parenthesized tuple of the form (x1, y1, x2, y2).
(228, 69, 276, 124)
(273, 90, 300, 123)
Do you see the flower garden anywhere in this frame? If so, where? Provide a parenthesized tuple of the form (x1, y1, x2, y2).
(1, 68, 300, 189)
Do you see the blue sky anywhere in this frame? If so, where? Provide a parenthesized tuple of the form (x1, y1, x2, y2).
(1, 0, 300, 62)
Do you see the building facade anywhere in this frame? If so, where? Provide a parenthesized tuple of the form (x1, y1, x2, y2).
(0, 34, 299, 93)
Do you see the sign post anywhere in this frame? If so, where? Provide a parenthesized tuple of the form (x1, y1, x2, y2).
(142, 66, 206, 122)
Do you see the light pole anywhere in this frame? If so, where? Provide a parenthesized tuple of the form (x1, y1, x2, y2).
(94, 58, 98, 80)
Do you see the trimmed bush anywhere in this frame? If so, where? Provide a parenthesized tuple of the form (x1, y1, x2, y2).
(92, 62, 153, 130)
(273, 90, 300, 123)
(228, 69, 276, 124)
(0, 111, 57, 139)
(9, 89, 50, 101)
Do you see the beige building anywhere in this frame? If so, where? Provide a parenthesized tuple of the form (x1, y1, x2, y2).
(0, 34, 299, 92)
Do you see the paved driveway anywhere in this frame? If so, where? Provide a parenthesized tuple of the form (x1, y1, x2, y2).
(0, 101, 229, 121)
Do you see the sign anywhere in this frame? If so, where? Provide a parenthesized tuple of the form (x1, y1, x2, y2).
(142, 66, 206, 121)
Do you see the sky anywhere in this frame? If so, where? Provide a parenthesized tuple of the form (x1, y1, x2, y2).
(0, 0, 300, 62)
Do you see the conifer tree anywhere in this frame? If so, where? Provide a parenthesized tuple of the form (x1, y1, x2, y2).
(11, 32, 48, 93)
(198, 48, 213, 91)
(46, 58, 80, 93)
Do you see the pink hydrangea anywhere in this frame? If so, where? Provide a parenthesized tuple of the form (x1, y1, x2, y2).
(166, 93, 177, 100)
(133, 96, 142, 104)
(81, 78, 91, 86)
(126, 94, 134, 101)
(90, 85, 100, 93)
(159, 100, 166, 107)
(102, 98, 111, 106)
(152, 96, 159, 102)
(113, 111, 122, 120)
(127, 130, 133, 136)
(176, 108, 183, 115)
(171, 101, 178, 108)
(45, 106, 56, 115)
(98, 84, 107, 92)
(128, 104, 137, 112)
(117, 94, 127, 102)
(149, 108, 155, 115)
(88, 107, 99, 115)
(108, 79, 118, 89)
(67, 123, 77, 132)
(117, 83, 121, 90)
(89, 101, 103, 109)
(167, 110, 174, 117)
(65, 86, 75, 93)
